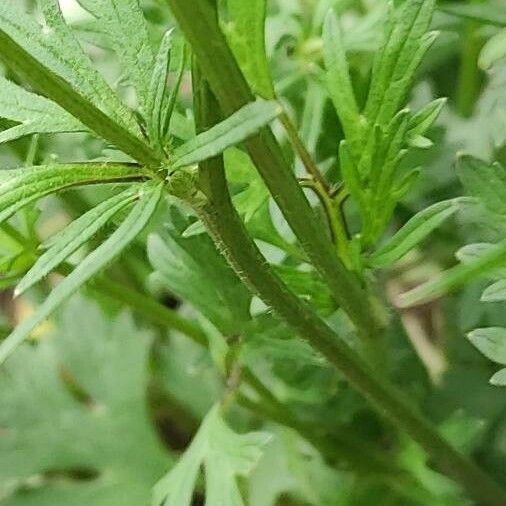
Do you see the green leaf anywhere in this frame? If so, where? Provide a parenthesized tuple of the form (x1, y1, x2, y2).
(457, 243, 506, 276)
(0, 75, 85, 144)
(153, 404, 270, 506)
(377, 29, 438, 125)
(0, 163, 145, 226)
(490, 368, 506, 386)
(0, 296, 170, 505)
(368, 199, 462, 268)
(172, 99, 281, 168)
(76, 0, 154, 112)
(0, 1, 158, 165)
(15, 189, 139, 296)
(323, 10, 361, 145)
(481, 279, 506, 302)
(467, 327, 506, 365)
(0, 183, 162, 365)
(400, 238, 506, 307)
(147, 30, 172, 148)
(479, 29, 506, 69)
(365, 0, 436, 127)
(0, 0, 139, 134)
(147, 32, 188, 149)
(407, 98, 446, 140)
(224, 0, 274, 99)
(457, 155, 506, 216)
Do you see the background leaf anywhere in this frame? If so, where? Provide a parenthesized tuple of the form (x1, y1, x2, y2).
(0, 296, 170, 505)
(15, 189, 139, 296)
(0, 183, 162, 364)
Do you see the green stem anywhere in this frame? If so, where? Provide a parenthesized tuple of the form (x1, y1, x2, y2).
(279, 110, 329, 191)
(166, 0, 381, 344)
(91, 277, 207, 347)
(300, 178, 353, 269)
(189, 54, 506, 506)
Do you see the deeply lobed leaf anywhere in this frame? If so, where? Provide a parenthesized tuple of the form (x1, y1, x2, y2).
(0, 75, 85, 144)
(15, 188, 139, 296)
(0, 183, 162, 364)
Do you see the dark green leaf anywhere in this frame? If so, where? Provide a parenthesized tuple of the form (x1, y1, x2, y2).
(323, 11, 361, 144)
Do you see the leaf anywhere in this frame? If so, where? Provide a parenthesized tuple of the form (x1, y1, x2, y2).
(400, 238, 506, 307)
(457, 243, 506, 280)
(479, 29, 506, 69)
(368, 199, 462, 268)
(148, 207, 252, 335)
(0, 75, 85, 144)
(172, 99, 281, 168)
(490, 368, 506, 386)
(15, 189, 139, 296)
(457, 155, 506, 216)
(0, 0, 138, 133)
(407, 98, 447, 140)
(323, 10, 361, 144)
(0, 163, 145, 226)
(146, 30, 173, 148)
(76, 0, 154, 112)
(224, 0, 274, 99)
(153, 404, 270, 506)
(0, 296, 170, 505)
(365, 0, 436, 127)
(147, 32, 188, 149)
(467, 327, 506, 365)
(0, 1, 158, 165)
(0, 183, 162, 365)
(481, 279, 506, 302)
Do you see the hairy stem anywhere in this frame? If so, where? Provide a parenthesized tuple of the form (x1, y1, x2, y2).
(188, 52, 506, 506)
(166, 0, 381, 345)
